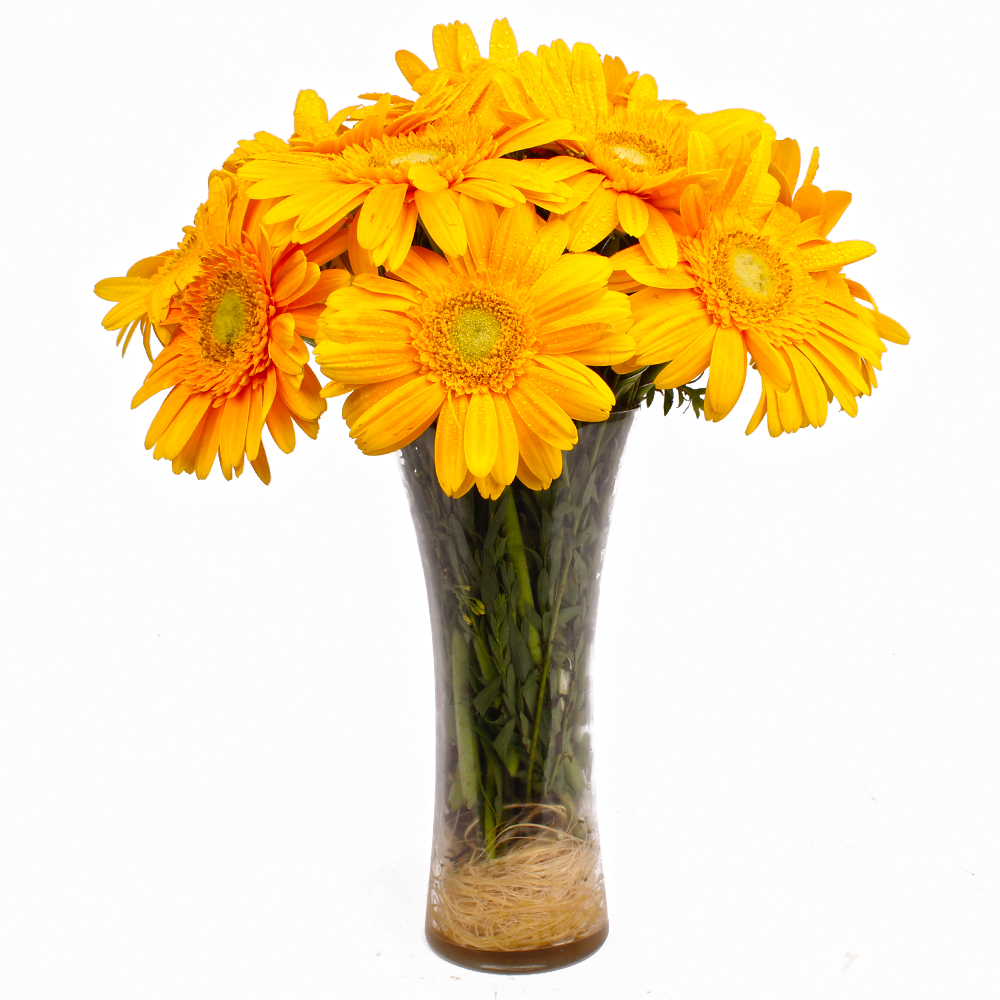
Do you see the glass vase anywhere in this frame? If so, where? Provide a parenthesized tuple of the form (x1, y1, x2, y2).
(399, 410, 635, 974)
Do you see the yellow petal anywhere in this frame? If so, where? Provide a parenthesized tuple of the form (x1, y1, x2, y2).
(570, 42, 608, 121)
(266, 398, 296, 453)
(378, 200, 419, 273)
(353, 376, 446, 455)
(507, 404, 563, 485)
(507, 380, 577, 449)
(637, 206, 678, 268)
(771, 138, 801, 192)
(533, 354, 616, 409)
(744, 382, 768, 436)
(395, 49, 430, 87)
(565, 185, 618, 253)
(679, 183, 708, 236)
(141, 385, 190, 446)
(195, 404, 225, 479)
(249, 443, 271, 485)
(488, 202, 541, 279)
(704, 326, 747, 421)
(687, 131, 720, 173)
(415, 189, 466, 257)
(654, 325, 717, 390)
(874, 310, 910, 345)
(245, 384, 264, 461)
(220, 388, 251, 470)
(521, 365, 612, 422)
(452, 178, 525, 208)
(284, 182, 369, 231)
(464, 390, 499, 477)
(491, 393, 519, 487)
(341, 374, 421, 426)
(515, 456, 546, 491)
(796, 240, 875, 272)
(628, 73, 658, 105)
(519, 217, 570, 286)
(392, 245, 452, 289)
(796, 342, 859, 417)
(458, 194, 498, 271)
(617, 192, 649, 238)
(434, 393, 470, 495)
(408, 164, 449, 194)
(530, 253, 611, 317)
(744, 329, 792, 392)
(633, 311, 713, 367)
(773, 368, 804, 431)
(783, 346, 827, 427)
(318, 341, 419, 383)
(294, 89, 329, 133)
(155, 393, 213, 461)
(357, 183, 408, 250)
(817, 191, 852, 238)
(277, 364, 326, 421)
(493, 118, 577, 158)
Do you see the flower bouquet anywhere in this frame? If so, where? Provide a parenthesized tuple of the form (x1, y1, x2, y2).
(94, 18, 908, 973)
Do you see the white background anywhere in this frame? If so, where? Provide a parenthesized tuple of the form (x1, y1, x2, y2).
(2, 1, 998, 997)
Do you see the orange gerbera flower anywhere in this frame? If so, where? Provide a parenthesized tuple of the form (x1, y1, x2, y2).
(314, 203, 634, 498)
(120, 172, 349, 481)
(513, 40, 777, 268)
(236, 86, 587, 273)
(612, 146, 909, 435)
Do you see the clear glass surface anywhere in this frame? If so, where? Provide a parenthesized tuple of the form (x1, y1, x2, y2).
(399, 412, 634, 973)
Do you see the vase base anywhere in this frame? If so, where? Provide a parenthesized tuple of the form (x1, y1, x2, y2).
(425, 921, 609, 974)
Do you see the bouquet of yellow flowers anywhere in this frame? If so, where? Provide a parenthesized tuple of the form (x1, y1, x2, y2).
(94, 18, 908, 973)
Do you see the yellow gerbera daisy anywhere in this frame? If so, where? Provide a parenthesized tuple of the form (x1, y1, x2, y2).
(314, 202, 634, 498)
(395, 20, 646, 127)
(95, 201, 210, 359)
(236, 85, 587, 272)
(125, 174, 349, 482)
(612, 146, 909, 435)
(396, 19, 531, 131)
(513, 40, 777, 268)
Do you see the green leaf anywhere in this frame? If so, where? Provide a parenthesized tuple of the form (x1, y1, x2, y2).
(557, 604, 585, 626)
(482, 492, 509, 553)
(473, 676, 502, 715)
(509, 615, 533, 682)
(522, 674, 538, 717)
(519, 710, 532, 738)
(523, 603, 542, 630)
(473, 634, 495, 683)
(493, 718, 516, 762)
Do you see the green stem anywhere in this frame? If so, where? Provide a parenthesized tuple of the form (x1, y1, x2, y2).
(525, 421, 609, 797)
(503, 489, 543, 667)
(483, 764, 498, 859)
(450, 627, 479, 810)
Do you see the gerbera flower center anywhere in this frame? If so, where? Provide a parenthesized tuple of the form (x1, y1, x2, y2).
(370, 134, 457, 171)
(389, 146, 447, 167)
(339, 119, 494, 187)
(731, 250, 775, 297)
(415, 287, 532, 393)
(593, 129, 682, 176)
(211, 288, 247, 345)
(450, 307, 503, 361)
(695, 231, 794, 330)
(194, 263, 266, 364)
